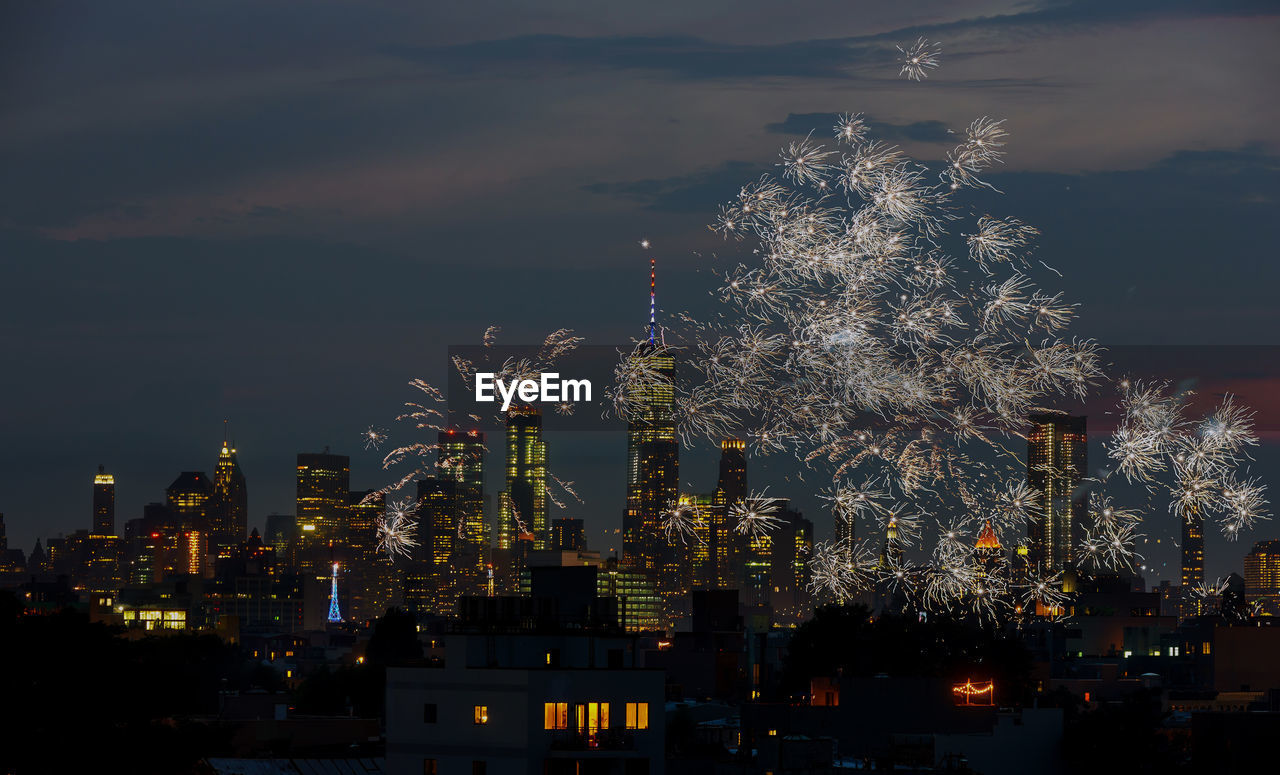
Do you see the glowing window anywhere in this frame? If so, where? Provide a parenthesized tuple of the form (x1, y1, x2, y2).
(544, 702, 569, 730)
(575, 702, 609, 733)
(474, 705, 489, 725)
(1202, 642, 1211, 655)
(625, 702, 649, 730)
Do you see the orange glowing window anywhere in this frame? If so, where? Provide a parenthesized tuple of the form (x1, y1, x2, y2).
(544, 702, 569, 730)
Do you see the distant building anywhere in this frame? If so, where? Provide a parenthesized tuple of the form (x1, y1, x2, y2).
(406, 477, 465, 617)
(1182, 505, 1206, 617)
(438, 429, 488, 596)
(1026, 412, 1087, 572)
(550, 518, 585, 551)
(714, 439, 747, 589)
(517, 550, 663, 633)
(212, 438, 248, 551)
(92, 465, 115, 536)
(623, 260, 681, 626)
(497, 408, 548, 554)
(264, 513, 297, 558)
(1244, 540, 1280, 616)
(771, 504, 813, 625)
(166, 471, 213, 529)
(296, 450, 349, 574)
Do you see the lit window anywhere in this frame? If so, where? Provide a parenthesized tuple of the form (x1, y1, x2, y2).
(1202, 642, 1211, 655)
(625, 702, 649, 730)
(767, 729, 778, 737)
(544, 702, 569, 730)
(574, 703, 609, 733)
(474, 705, 489, 724)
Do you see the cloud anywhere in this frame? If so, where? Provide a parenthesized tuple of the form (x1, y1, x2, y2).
(765, 112, 954, 143)
(859, 0, 1279, 41)
(390, 34, 891, 80)
(582, 160, 771, 213)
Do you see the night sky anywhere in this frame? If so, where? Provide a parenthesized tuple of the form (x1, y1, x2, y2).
(2, 1, 1278, 583)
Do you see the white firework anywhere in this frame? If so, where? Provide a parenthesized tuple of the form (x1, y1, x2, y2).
(376, 498, 420, 560)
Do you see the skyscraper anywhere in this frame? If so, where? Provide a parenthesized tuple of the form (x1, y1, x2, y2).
(166, 471, 213, 528)
(1181, 506, 1205, 604)
(497, 408, 547, 550)
(1244, 540, 1280, 616)
(1026, 412, 1087, 572)
(551, 517, 586, 551)
(623, 258, 680, 611)
(296, 450, 350, 575)
(296, 450, 350, 538)
(714, 439, 747, 589)
(1179, 503, 1207, 618)
(92, 464, 115, 536)
(407, 477, 463, 616)
(212, 434, 248, 551)
(771, 504, 813, 625)
(438, 428, 488, 592)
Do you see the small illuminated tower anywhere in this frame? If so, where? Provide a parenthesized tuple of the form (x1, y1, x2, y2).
(327, 562, 343, 623)
(974, 519, 1003, 576)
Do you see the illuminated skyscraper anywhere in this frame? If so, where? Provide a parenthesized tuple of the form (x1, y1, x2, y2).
(212, 435, 248, 551)
(1244, 540, 1280, 616)
(345, 490, 398, 622)
(296, 450, 349, 575)
(439, 428, 488, 592)
(296, 450, 350, 538)
(1182, 505, 1205, 616)
(92, 464, 115, 536)
(623, 259, 680, 596)
(1026, 412, 1087, 572)
(714, 439, 747, 589)
(347, 490, 382, 557)
(166, 471, 213, 529)
(497, 409, 547, 550)
(407, 477, 464, 616)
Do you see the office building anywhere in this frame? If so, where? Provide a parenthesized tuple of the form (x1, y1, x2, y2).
(497, 409, 547, 553)
(296, 449, 350, 574)
(92, 465, 115, 536)
(1026, 412, 1087, 572)
(623, 260, 679, 588)
(550, 518, 585, 551)
(212, 437, 248, 551)
(1244, 540, 1280, 616)
(1182, 505, 1206, 617)
(439, 429, 488, 595)
(166, 471, 213, 529)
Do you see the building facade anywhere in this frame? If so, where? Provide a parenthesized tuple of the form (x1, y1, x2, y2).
(1026, 412, 1087, 572)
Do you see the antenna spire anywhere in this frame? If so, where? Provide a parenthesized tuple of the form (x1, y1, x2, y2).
(648, 257, 657, 344)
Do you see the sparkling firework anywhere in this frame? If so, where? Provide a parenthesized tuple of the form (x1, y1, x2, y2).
(376, 498, 420, 560)
(897, 37, 941, 81)
(609, 108, 1271, 622)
